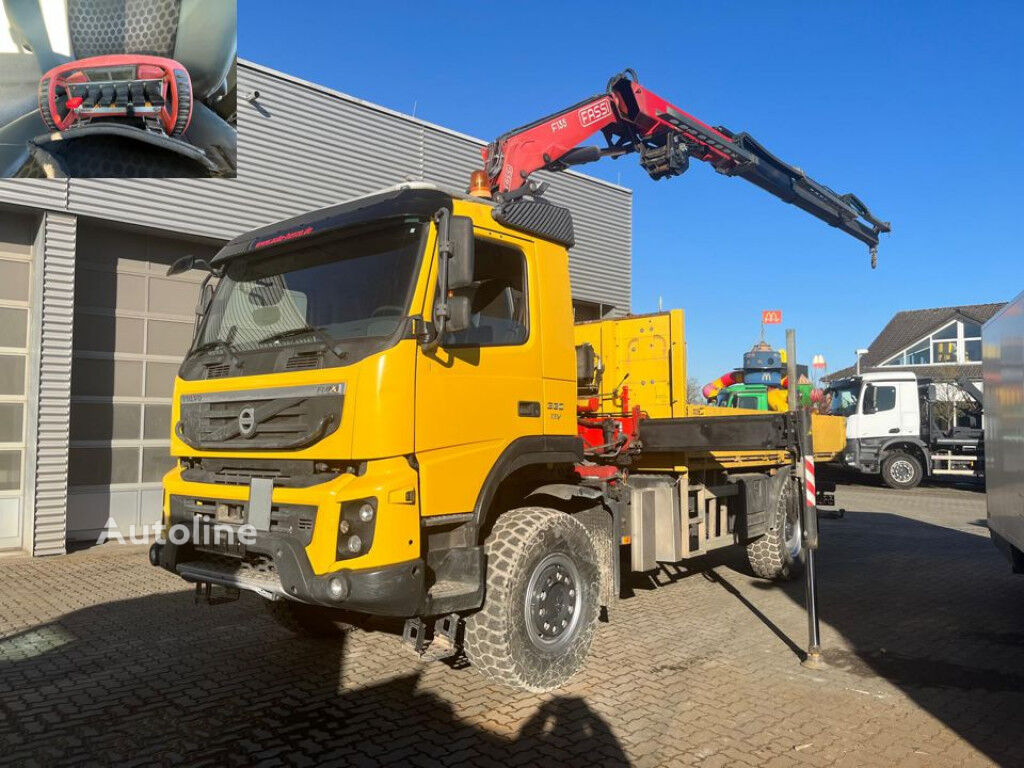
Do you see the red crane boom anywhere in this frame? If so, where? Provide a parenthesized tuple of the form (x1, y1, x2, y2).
(482, 70, 890, 262)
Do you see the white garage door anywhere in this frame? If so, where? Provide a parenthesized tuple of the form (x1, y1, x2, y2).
(68, 222, 215, 542)
(0, 211, 34, 551)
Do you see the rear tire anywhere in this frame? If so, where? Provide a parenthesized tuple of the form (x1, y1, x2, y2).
(746, 476, 805, 581)
(881, 451, 923, 490)
(266, 600, 357, 637)
(464, 507, 600, 692)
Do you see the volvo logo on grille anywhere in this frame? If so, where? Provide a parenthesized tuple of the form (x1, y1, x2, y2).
(238, 406, 257, 438)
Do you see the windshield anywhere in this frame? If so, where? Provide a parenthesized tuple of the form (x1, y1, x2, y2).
(827, 384, 860, 417)
(198, 223, 424, 353)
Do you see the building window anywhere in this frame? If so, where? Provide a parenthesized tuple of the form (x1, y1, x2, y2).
(963, 320, 982, 362)
(933, 339, 957, 363)
(882, 320, 983, 367)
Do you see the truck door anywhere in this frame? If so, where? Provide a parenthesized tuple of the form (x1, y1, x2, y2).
(898, 381, 920, 435)
(859, 382, 900, 437)
(414, 230, 543, 519)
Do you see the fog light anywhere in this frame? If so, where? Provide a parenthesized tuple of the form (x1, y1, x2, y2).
(328, 575, 349, 600)
(358, 503, 374, 522)
(346, 534, 362, 553)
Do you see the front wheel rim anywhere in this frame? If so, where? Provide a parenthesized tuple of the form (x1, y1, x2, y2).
(784, 509, 803, 559)
(890, 459, 915, 484)
(525, 552, 583, 651)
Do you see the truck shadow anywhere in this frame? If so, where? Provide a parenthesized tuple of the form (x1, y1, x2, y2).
(714, 505, 1024, 764)
(0, 590, 628, 766)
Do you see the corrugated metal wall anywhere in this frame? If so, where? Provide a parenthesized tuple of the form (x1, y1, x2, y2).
(29, 212, 76, 556)
(0, 61, 632, 313)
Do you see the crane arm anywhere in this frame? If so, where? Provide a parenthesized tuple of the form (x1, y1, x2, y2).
(482, 70, 890, 259)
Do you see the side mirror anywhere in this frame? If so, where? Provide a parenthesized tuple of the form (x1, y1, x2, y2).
(190, 277, 216, 344)
(862, 385, 877, 414)
(167, 254, 213, 276)
(423, 209, 476, 351)
(447, 216, 475, 289)
(446, 294, 472, 335)
(196, 282, 214, 316)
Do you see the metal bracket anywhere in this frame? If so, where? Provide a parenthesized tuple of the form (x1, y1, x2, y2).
(193, 581, 240, 605)
(401, 614, 462, 661)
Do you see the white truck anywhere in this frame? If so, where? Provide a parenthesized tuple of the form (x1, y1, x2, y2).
(825, 371, 983, 489)
(983, 291, 1024, 572)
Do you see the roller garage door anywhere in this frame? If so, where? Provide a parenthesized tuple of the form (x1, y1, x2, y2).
(67, 222, 216, 542)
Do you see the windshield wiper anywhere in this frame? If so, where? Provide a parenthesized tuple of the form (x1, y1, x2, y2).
(259, 326, 347, 360)
(185, 338, 243, 368)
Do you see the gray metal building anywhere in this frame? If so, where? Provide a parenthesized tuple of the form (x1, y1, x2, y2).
(0, 60, 632, 556)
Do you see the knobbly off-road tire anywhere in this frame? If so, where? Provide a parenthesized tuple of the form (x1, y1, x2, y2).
(746, 477, 805, 581)
(464, 507, 600, 692)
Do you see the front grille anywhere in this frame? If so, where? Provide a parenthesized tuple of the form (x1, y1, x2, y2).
(170, 494, 318, 546)
(180, 458, 344, 488)
(177, 384, 344, 451)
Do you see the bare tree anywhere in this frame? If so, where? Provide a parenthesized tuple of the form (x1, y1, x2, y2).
(687, 376, 706, 404)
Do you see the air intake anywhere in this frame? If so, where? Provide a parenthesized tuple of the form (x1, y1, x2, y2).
(205, 363, 230, 379)
(286, 352, 321, 371)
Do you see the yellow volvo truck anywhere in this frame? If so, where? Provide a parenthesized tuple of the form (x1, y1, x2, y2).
(153, 182, 847, 691)
(153, 70, 886, 690)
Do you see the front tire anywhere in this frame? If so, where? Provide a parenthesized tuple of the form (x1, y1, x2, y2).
(881, 451, 923, 490)
(464, 507, 600, 692)
(746, 476, 805, 580)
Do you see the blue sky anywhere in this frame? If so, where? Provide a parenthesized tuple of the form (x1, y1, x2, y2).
(241, 1, 1023, 387)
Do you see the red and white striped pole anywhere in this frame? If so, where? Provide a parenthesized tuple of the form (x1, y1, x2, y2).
(788, 329, 824, 669)
(804, 455, 816, 511)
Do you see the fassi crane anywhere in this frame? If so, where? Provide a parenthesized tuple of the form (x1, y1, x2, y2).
(480, 69, 890, 265)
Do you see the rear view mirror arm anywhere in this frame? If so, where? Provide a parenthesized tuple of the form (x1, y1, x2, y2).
(422, 208, 454, 352)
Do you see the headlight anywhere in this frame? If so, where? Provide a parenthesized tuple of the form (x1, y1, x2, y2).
(336, 498, 377, 560)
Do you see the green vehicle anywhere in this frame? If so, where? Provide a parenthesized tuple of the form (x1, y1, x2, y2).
(716, 382, 811, 411)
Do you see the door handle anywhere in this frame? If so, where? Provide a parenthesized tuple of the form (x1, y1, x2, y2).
(888, 428, 900, 433)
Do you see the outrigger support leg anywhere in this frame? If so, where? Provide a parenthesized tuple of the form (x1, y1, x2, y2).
(788, 329, 825, 670)
(797, 406, 825, 670)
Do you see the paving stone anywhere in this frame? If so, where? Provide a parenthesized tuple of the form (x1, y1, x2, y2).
(0, 483, 1020, 766)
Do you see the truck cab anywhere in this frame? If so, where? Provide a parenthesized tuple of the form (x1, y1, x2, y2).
(828, 372, 927, 487)
(717, 384, 768, 411)
(828, 371, 984, 489)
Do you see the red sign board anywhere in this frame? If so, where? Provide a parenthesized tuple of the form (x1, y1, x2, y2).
(761, 310, 783, 325)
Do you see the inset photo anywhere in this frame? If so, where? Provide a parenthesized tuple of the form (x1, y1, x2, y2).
(0, 0, 236, 178)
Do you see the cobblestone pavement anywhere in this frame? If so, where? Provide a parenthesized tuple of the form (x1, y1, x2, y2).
(1, 483, 1022, 767)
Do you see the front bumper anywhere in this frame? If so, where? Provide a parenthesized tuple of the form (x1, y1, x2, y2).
(841, 437, 882, 474)
(152, 534, 424, 616)
(158, 455, 424, 616)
